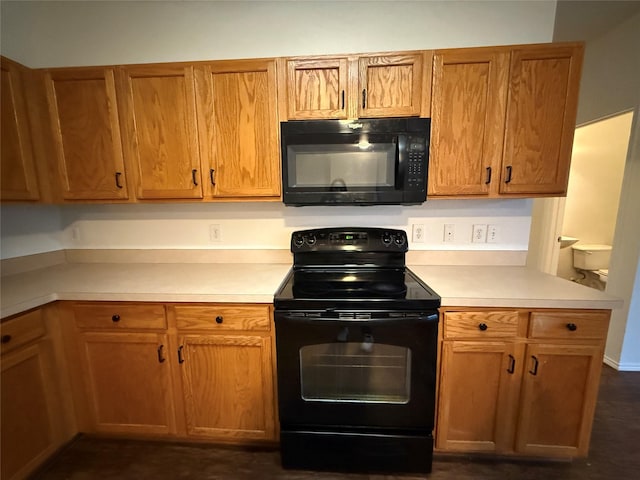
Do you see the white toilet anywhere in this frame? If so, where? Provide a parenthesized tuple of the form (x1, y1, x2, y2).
(571, 244, 612, 288)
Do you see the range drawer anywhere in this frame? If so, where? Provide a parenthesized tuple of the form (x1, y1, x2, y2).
(443, 311, 519, 339)
(528, 311, 610, 340)
(72, 303, 167, 330)
(172, 304, 271, 331)
(1, 309, 46, 355)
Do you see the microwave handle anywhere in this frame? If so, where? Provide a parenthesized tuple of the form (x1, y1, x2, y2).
(396, 135, 407, 188)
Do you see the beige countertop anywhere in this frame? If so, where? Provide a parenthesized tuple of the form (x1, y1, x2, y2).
(0, 261, 622, 319)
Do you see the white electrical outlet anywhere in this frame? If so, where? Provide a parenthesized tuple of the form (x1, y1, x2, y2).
(71, 227, 81, 242)
(487, 225, 499, 243)
(443, 224, 455, 243)
(412, 224, 425, 243)
(472, 224, 487, 243)
(209, 224, 222, 243)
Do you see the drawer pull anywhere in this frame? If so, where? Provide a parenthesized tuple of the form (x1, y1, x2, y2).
(566, 323, 578, 331)
(478, 323, 488, 331)
(215, 316, 224, 324)
(112, 314, 121, 322)
(1, 334, 12, 344)
(507, 354, 516, 374)
(529, 355, 539, 376)
(178, 345, 185, 364)
(157, 345, 166, 363)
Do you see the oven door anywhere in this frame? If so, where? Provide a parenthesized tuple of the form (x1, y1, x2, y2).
(274, 311, 438, 431)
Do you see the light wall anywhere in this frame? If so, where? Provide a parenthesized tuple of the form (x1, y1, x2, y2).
(556, 112, 632, 282)
(0, 1, 555, 260)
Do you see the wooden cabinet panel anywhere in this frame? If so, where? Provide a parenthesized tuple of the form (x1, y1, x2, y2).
(528, 311, 610, 340)
(0, 309, 46, 355)
(79, 332, 176, 435)
(516, 343, 603, 456)
(1, 344, 56, 480)
(172, 304, 270, 331)
(44, 67, 128, 200)
(359, 53, 423, 117)
(1, 57, 40, 201)
(443, 310, 519, 338)
(500, 44, 583, 194)
(285, 57, 349, 120)
(72, 302, 166, 330)
(118, 65, 203, 199)
(429, 49, 508, 196)
(437, 341, 523, 453)
(178, 334, 275, 440)
(196, 60, 280, 198)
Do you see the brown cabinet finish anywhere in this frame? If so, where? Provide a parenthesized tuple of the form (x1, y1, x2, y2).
(500, 44, 583, 194)
(196, 60, 281, 198)
(118, 65, 203, 199)
(1, 57, 40, 201)
(44, 67, 128, 200)
(429, 49, 508, 196)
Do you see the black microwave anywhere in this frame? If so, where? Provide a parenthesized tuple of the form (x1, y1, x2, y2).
(280, 117, 430, 206)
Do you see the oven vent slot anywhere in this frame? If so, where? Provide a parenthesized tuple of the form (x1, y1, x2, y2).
(338, 312, 371, 320)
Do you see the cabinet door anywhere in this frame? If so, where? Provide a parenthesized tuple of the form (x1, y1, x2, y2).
(429, 49, 509, 196)
(44, 67, 128, 200)
(500, 44, 583, 195)
(79, 332, 176, 435)
(437, 341, 522, 453)
(1, 58, 40, 201)
(359, 53, 423, 117)
(118, 65, 203, 199)
(196, 60, 280, 198)
(1, 344, 56, 480)
(285, 57, 349, 119)
(516, 343, 603, 457)
(179, 334, 275, 440)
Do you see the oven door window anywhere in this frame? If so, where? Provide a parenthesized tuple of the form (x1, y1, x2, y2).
(286, 134, 398, 190)
(299, 342, 411, 404)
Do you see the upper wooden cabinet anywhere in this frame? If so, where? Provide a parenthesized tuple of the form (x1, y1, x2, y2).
(429, 43, 583, 198)
(281, 51, 429, 120)
(117, 64, 203, 200)
(195, 59, 281, 198)
(43, 67, 129, 200)
(1, 57, 40, 201)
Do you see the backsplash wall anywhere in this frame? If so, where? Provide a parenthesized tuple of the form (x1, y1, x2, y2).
(0, 200, 532, 259)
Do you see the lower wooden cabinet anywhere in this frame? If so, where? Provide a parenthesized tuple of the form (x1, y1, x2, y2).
(436, 308, 610, 458)
(0, 307, 69, 480)
(66, 301, 277, 443)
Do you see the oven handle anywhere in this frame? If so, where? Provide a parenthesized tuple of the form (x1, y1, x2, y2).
(278, 312, 439, 324)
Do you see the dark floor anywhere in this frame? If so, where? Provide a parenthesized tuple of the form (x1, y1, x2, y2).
(31, 365, 640, 480)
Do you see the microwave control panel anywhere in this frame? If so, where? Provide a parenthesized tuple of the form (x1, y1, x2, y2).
(406, 136, 427, 191)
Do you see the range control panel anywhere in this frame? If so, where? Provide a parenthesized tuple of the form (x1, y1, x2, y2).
(290, 227, 408, 252)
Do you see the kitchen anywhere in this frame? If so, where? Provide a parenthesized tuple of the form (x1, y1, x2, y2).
(1, 1, 639, 479)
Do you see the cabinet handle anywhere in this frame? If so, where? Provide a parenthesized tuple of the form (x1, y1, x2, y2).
(505, 165, 513, 183)
(567, 323, 577, 331)
(209, 168, 216, 186)
(478, 323, 488, 331)
(362, 89, 367, 109)
(1, 334, 12, 344)
(157, 345, 166, 363)
(192, 169, 199, 186)
(115, 172, 123, 189)
(529, 355, 539, 376)
(507, 354, 516, 374)
(485, 167, 492, 184)
(112, 314, 121, 322)
(178, 345, 185, 364)
(341, 90, 345, 110)
(215, 316, 224, 324)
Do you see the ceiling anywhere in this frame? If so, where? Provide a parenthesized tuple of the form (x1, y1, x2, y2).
(553, 0, 640, 42)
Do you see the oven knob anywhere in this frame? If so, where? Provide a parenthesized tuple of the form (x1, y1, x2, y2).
(394, 235, 406, 246)
(293, 234, 304, 247)
(382, 233, 392, 245)
(306, 235, 317, 246)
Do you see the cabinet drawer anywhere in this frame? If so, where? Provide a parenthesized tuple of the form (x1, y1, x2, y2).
(173, 304, 271, 331)
(72, 303, 167, 330)
(1, 309, 46, 355)
(443, 311, 519, 339)
(528, 311, 610, 340)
